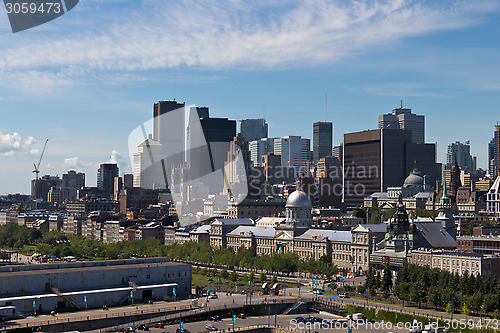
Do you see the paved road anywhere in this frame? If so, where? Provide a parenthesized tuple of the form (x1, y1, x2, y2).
(3, 292, 298, 330)
(109, 312, 408, 333)
(313, 293, 488, 325)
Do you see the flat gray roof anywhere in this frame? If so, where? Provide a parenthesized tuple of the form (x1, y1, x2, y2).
(0, 261, 189, 278)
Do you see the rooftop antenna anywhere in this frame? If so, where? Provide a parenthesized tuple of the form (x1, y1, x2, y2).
(263, 105, 266, 121)
(400, 100, 403, 108)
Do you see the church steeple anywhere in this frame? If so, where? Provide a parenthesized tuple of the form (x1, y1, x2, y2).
(436, 180, 455, 233)
(390, 193, 409, 235)
(440, 180, 451, 209)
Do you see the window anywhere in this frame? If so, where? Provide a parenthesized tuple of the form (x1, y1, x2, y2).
(147, 274, 150, 279)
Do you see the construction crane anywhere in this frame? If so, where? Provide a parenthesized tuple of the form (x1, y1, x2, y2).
(33, 139, 48, 180)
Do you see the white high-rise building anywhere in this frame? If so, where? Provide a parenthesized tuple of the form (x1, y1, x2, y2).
(274, 136, 310, 175)
(487, 176, 500, 218)
(378, 105, 425, 143)
(133, 135, 166, 189)
(249, 138, 275, 167)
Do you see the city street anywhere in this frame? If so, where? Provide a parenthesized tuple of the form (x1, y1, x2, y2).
(111, 312, 409, 333)
(3, 291, 297, 330)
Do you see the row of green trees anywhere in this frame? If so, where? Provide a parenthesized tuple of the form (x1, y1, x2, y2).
(0, 222, 43, 248)
(164, 241, 338, 275)
(362, 266, 393, 298)
(1, 223, 337, 276)
(368, 263, 500, 315)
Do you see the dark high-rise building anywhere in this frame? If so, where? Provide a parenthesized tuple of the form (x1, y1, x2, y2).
(313, 121, 333, 162)
(378, 105, 425, 143)
(240, 119, 268, 142)
(343, 129, 437, 208)
(62, 170, 85, 190)
(152, 100, 185, 169)
(489, 138, 496, 177)
(187, 107, 236, 192)
(491, 123, 500, 179)
(97, 163, 119, 197)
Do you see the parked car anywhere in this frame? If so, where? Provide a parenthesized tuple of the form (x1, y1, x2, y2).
(293, 316, 305, 323)
(339, 293, 349, 298)
(176, 329, 190, 333)
(238, 313, 246, 319)
(119, 328, 128, 332)
(209, 315, 221, 321)
(205, 324, 218, 331)
(137, 324, 149, 331)
(207, 294, 218, 299)
(127, 327, 136, 332)
(152, 323, 164, 328)
(313, 290, 323, 295)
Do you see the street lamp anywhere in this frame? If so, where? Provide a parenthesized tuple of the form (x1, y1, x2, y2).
(229, 310, 235, 331)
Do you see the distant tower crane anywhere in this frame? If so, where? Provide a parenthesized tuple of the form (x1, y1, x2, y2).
(32, 139, 49, 179)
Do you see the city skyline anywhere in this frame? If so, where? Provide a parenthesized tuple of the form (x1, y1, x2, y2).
(1, 0, 500, 194)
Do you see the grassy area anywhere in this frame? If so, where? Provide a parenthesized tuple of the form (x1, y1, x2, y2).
(192, 272, 298, 293)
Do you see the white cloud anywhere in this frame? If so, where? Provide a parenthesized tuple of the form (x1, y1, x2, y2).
(108, 150, 121, 164)
(61, 156, 95, 170)
(0, 131, 38, 156)
(0, 0, 498, 73)
(108, 150, 129, 171)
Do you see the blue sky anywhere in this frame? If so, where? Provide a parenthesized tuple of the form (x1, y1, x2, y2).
(1, 0, 500, 194)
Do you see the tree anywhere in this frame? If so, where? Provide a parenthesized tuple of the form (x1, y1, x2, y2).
(259, 272, 267, 283)
(374, 271, 382, 290)
(462, 303, 470, 317)
(365, 267, 375, 290)
(410, 282, 426, 307)
(426, 287, 442, 309)
(357, 285, 366, 294)
(230, 271, 238, 282)
(381, 265, 393, 291)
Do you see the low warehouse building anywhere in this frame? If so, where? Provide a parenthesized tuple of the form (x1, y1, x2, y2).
(0, 258, 191, 316)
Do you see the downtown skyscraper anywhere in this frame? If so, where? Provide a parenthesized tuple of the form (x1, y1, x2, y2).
(378, 104, 425, 143)
(490, 123, 500, 179)
(97, 163, 119, 196)
(313, 121, 333, 162)
(240, 118, 268, 142)
(445, 141, 476, 173)
(153, 100, 186, 169)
